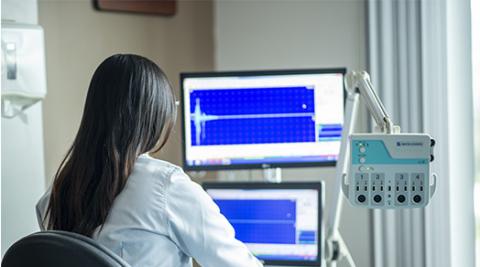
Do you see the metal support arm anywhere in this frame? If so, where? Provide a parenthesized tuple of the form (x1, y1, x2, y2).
(325, 90, 359, 267)
(326, 70, 398, 267)
(345, 71, 398, 134)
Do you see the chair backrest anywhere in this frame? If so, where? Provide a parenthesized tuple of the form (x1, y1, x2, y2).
(1, 230, 130, 267)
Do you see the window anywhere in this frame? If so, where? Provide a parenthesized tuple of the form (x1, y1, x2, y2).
(472, 0, 479, 265)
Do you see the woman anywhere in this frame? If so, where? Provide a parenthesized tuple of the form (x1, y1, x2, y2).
(36, 54, 263, 267)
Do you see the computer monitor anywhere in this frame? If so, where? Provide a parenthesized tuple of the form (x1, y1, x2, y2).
(181, 68, 346, 171)
(203, 182, 324, 267)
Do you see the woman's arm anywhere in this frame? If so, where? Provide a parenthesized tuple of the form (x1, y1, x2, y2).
(165, 172, 263, 267)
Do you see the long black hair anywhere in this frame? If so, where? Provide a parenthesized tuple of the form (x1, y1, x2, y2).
(46, 54, 176, 236)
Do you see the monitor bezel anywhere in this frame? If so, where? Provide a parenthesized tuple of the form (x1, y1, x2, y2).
(202, 181, 325, 267)
(180, 68, 347, 171)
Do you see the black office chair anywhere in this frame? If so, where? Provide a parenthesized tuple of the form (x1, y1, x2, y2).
(1, 230, 131, 267)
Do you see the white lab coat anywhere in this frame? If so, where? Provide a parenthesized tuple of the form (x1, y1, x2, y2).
(36, 154, 263, 267)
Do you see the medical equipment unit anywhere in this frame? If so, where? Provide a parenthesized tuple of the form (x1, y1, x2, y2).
(337, 71, 436, 209)
(347, 134, 434, 208)
(180, 69, 346, 173)
(203, 182, 324, 267)
(323, 71, 436, 267)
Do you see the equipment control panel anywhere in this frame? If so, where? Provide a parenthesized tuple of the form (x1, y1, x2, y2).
(344, 134, 435, 209)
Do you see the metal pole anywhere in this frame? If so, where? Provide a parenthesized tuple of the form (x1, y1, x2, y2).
(326, 91, 360, 267)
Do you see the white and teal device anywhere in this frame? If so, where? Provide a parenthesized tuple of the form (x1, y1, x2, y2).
(345, 133, 435, 209)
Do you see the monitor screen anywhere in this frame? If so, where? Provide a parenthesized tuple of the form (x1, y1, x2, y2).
(181, 69, 345, 170)
(203, 182, 323, 266)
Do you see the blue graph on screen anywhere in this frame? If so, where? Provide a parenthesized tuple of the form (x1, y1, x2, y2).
(189, 86, 316, 146)
(214, 199, 297, 244)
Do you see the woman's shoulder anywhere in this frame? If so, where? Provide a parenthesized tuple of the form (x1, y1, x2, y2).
(137, 153, 181, 168)
(135, 155, 207, 198)
(134, 153, 186, 182)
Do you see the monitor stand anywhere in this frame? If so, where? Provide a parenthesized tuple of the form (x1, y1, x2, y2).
(263, 168, 282, 183)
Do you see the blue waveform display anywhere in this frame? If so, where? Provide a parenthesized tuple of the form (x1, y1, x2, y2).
(189, 86, 316, 146)
(213, 199, 297, 244)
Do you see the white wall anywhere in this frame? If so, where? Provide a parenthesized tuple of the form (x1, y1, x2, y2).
(215, 0, 365, 71)
(38, 0, 215, 183)
(1, 105, 46, 255)
(1, 0, 38, 24)
(214, 1, 370, 266)
(1, 0, 46, 255)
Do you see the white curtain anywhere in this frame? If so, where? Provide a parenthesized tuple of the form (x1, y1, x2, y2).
(368, 1, 425, 266)
(367, 0, 475, 267)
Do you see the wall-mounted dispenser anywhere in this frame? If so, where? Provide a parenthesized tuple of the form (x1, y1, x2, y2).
(1, 23, 47, 118)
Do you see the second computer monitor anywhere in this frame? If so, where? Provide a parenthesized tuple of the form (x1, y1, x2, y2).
(203, 182, 324, 267)
(181, 68, 346, 170)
